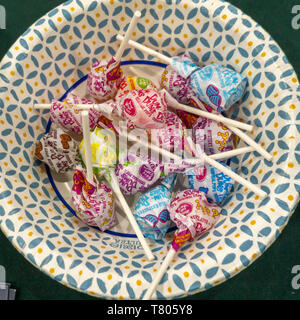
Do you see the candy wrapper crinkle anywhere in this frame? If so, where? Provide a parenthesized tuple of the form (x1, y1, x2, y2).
(134, 174, 178, 240)
(192, 115, 234, 155)
(116, 75, 158, 101)
(168, 189, 221, 251)
(87, 57, 123, 102)
(183, 162, 235, 205)
(72, 166, 116, 231)
(170, 55, 248, 112)
(35, 128, 80, 173)
(50, 93, 104, 136)
(116, 152, 164, 195)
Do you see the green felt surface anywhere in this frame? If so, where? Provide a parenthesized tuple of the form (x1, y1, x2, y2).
(0, 0, 300, 300)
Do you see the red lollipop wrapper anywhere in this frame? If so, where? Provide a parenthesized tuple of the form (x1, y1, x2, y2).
(87, 57, 123, 102)
(114, 88, 167, 129)
(35, 128, 80, 173)
(168, 189, 221, 251)
(50, 93, 104, 135)
(72, 166, 116, 231)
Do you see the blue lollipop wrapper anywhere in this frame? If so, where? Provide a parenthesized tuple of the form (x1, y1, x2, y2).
(171, 56, 248, 111)
(183, 163, 234, 205)
(134, 174, 178, 240)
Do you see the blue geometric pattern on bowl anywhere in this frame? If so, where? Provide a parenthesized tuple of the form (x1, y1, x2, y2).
(0, 0, 299, 299)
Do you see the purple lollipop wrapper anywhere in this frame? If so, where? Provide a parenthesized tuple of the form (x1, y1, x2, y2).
(116, 152, 164, 195)
(192, 115, 234, 156)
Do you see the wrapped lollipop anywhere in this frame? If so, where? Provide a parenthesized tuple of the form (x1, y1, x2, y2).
(116, 151, 164, 195)
(34, 93, 117, 136)
(71, 111, 117, 231)
(192, 115, 234, 156)
(116, 36, 273, 160)
(182, 163, 235, 205)
(143, 189, 221, 299)
(87, 11, 141, 102)
(34, 128, 80, 173)
(35, 88, 168, 130)
(134, 174, 178, 240)
(147, 111, 191, 155)
(79, 124, 154, 261)
(72, 165, 116, 231)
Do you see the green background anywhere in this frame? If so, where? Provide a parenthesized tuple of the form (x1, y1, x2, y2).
(0, 0, 300, 300)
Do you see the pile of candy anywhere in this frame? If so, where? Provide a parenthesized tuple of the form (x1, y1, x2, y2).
(33, 12, 271, 299)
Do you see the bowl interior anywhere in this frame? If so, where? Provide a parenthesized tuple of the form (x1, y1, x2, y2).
(0, 0, 299, 300)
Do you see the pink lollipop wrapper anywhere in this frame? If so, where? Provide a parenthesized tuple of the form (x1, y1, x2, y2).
(192, 115, 234, 155)
(72, 166, 116, 231)
(116, 152, 164, 195)
(87, 57, 123, 102)
(50, 93, 105, 135)
(35, 128, 80, 173)
(148, 111, 192, 155)
(115, 75, 158, 101)
(168, 189, 221, 251)
(114, 88, 168, 129)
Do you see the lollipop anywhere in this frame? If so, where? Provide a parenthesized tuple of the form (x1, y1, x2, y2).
(79, 125, 154, 261)
(116, 36, 273, 160)
(182, 163, 235, 205)
(143, 189, 221, 299)
(134, 174, 178, 240)
(34, 93, 116, 136)
(113, 88, 168, 129)
(116, 151, 164, 195)
(34, 88, 168, 130)
(87, 11, 141, 102)
(192, 115, 234, 156)
(71, 111, 117, 231)
(34, 128, 80, 173)
(72, 165, 116, 231)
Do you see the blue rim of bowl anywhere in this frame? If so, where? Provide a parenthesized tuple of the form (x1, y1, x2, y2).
(44, 59, 180, 238)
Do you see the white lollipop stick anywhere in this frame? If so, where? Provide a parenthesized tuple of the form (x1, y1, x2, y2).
(126, 131, 254, 163)
(116, 34, 172, 64)
(33, 103, 113, 114)
(115, 11, 141, 61)
(162, 89, 253, 132)
(126, 131, 266, 196)
(143, 247, 176, 300)
(187, 137, 267, 198)
(108, 169, 154, 261)
(162, 90, 272, 161)
(81, 111, 94, 183)
(227, 125, 272, 161)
